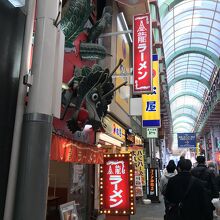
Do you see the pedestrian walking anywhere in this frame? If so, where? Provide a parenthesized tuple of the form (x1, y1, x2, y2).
(160, 160, 177, 209)
(191, 156, 218, 199)
(160, 160, 177, 215)
(165, 159, 213, 220)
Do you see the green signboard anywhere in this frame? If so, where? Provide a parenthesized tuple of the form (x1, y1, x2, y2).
(146, 128, 158, 138)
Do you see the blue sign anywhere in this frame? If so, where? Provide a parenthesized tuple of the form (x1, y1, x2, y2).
(177, 133, 196, 148)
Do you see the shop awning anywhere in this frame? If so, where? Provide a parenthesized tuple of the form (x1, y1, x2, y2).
(50, 134, 104, 164)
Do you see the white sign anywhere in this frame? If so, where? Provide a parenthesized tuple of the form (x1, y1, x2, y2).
(147, 128, 158, 138)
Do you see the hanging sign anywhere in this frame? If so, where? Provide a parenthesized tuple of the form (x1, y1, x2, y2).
(146, 168, 159, 201)
(142, 54, 161, 127)
(99, 154, 135, 215)
(177, 133, 196, 148)
(196, 142, 200, 156)
(133, 13, 152, 94)
(146, 128, 158, 138)
(129, 146, 146, 186)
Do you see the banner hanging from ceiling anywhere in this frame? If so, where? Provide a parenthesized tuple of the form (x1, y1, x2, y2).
(177, 133, 196, 148)
(142, 54, 161, 127)
(133, 13, 152, 94)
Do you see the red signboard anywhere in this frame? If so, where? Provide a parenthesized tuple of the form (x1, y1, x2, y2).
(133, 13, 152, 94)
(50, 134, 104, 164)
(100, 154, 135, 215)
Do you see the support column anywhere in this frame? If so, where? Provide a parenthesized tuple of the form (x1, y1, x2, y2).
(13, 114, 52, 220)
(13, 0, 61, 219)
(211, 127, 216, 162)
(149, 139, 152, 167)
(203, 135, 208, 162)
(151, 139, 156, 168)
(144, 139, 151, 168)
(4, 0, 36, 219)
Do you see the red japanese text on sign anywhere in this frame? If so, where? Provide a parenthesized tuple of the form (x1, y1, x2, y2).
(100, 154, 135, 215)
(133, 13, 152, 94)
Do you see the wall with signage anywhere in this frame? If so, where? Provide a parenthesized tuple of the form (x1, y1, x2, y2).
(115, 13, 131, 114)
(99, 154, 135, 215)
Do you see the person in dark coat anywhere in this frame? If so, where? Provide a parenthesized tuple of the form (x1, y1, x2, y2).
(191, 156, 219, 199)
(165, 159, 213, 220)
(176, 155, 185, 173)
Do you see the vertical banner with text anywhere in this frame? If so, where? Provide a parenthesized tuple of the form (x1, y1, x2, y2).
(146, 168, 159, 202)
(129, 146, 146, 186)
(142, 55, 161, 127)
(133, 13, 152, 94)
(99, 154, 135, 215)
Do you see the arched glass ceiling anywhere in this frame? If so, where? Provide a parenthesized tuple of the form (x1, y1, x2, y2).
(169, 79, 207, 101)
(172, 108, 198, 118)
(170, 95, 202, 112)
(174, 122, 194, 129)
(175, 127, 191, 131)
(173, 116, 196, 126)
(174, 124, 193, 131)
(158, 0, 220, 138)
(161, 1, 220, 59)
(167, 54, 215, 82)
(173, 121, 195, 128)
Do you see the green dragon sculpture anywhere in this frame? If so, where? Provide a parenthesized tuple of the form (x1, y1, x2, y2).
(61, 0, 113, 60)
(62, 59, 127, 133)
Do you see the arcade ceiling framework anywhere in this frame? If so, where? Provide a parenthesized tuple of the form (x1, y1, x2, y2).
(109, 0, 220, 149)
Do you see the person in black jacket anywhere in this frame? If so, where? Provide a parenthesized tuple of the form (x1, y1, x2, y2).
(191, 156, 219, 199)
(165, 159, 213, 220)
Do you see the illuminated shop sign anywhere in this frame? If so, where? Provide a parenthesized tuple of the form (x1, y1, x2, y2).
(99, 154, 135, 215)
(103, 116, 126, 142)
(147, 168, 159, 200)
(133, 13, 152, 94)
(142, 55, 161, 127)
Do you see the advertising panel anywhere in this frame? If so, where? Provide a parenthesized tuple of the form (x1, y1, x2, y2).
(103, 116, 126, 142)
(177, 133, 196, 148)
(142, 55, 161, 127)
(146, 168, 159, 201)
(135, 175, 143, 197)
(129, 147, 146, 186)
(59, 201, 78, 220)
(99, 154, 135, 215)
(133, 13, 152, 94)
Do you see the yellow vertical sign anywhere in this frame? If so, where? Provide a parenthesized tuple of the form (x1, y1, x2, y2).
(142, 55, 161, 127)
(129, 146, 146, 186)
(196, 142, 200, 156)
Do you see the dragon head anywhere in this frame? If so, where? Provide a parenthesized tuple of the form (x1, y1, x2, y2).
(62, 59, 126, 133)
